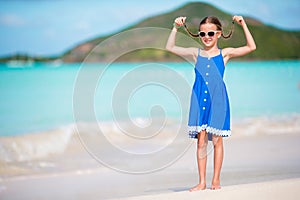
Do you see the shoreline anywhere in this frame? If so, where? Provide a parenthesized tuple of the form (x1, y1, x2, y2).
(1, 114, 300, 176)
(1, 112, 300, 137)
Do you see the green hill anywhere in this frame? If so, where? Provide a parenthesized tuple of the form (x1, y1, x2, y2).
(2, 2, 300, 62)
(61, 2, 300, 62)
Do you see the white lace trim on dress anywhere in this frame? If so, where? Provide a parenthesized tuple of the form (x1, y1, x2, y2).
(188, 124, 231, 138)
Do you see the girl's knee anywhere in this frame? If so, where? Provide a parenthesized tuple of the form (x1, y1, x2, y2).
(197, 140, 207, 149)
(197, 131, 208, 149)
(212, 136, 223, 147)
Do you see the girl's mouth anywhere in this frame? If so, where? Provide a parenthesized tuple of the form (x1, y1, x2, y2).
(203, 38, 213, 44)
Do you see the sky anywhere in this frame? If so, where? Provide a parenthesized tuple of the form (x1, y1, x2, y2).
(0, 0, 299, 57)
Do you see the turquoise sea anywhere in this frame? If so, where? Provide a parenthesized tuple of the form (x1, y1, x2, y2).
(0, 60, 300, 136)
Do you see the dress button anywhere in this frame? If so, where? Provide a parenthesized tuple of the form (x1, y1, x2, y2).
(206, 81, 208, 85)
(207, 65, 210, 68)
(204, 90, 208, 93)
(204, 98, 207, 102)
(202, 107, 206, 110)
(206, 73, 209, 76)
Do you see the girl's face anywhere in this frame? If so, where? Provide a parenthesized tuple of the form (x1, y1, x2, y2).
(199, 23, 221, 48)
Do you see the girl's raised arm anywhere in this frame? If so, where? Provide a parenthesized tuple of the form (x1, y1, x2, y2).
(223, 16, 256, 62)
(165, 17, 198, 63)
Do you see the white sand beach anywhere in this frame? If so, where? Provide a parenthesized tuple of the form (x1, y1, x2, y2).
(113, 178, 300, 200)
(1, 116, 300, 200)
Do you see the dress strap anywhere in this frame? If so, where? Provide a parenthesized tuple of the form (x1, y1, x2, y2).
(198, 48, 200, 56)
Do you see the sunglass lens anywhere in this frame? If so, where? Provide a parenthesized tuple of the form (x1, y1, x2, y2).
(208, 32, 215, 37)
(199, 32, 206, 37)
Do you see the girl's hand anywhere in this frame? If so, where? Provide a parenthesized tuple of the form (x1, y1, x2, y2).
(174, 16, 186, 27)
(232, 16, 244, 26)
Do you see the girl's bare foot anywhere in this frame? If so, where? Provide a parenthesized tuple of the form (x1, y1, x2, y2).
(189, 183, 206, 192)
(211, 180, 221, 190)
(211, 185, 221, 190)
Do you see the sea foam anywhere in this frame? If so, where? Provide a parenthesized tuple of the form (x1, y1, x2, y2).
(1, 115, 299, 163)
(0, 125, 74, 162)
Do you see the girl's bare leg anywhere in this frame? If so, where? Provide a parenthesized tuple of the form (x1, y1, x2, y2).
(189, 130, 208, 191)
(211, 135, 223, 190)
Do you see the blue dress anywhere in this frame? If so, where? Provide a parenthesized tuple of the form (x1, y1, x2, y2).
(188, 49, 231, 140)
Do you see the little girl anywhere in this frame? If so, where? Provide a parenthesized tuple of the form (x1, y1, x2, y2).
(166, 15, 256, 191)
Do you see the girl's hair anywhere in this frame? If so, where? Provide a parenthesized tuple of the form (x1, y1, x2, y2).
(183, 16, 234, 39)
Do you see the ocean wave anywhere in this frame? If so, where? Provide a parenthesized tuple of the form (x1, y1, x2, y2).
(232, 114, 300, 136)
(0, 125, 74, 162)
(1, 115, 299, 163)
(0, 118, 187, 163)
